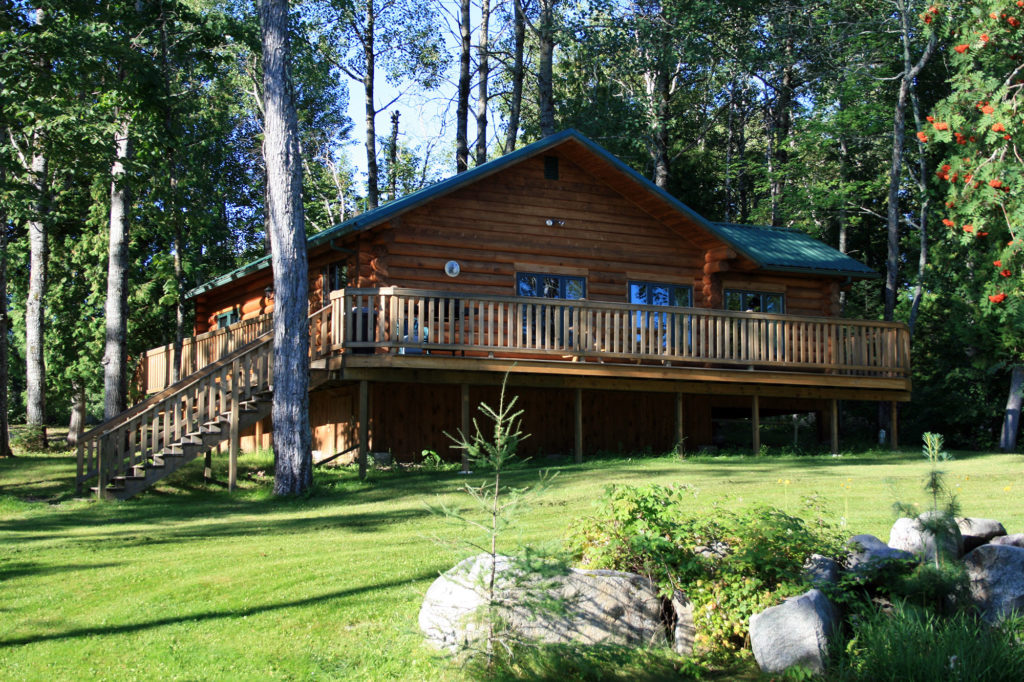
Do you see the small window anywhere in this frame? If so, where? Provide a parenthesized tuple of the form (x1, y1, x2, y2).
(323, 260, 347, 306)
(628, 281, 692, 308)
(724, 289, 785, 313)
(516, 272, 585, 299)
(544, 156, 559, 180)
(216, 309, 240, 329)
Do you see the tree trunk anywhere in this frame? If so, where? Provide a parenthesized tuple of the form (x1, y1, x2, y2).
(261, 0, 312, 496)
(648, 67, 670, 189)
(363, 0, 379, 209)
(886, 0, 936, 322)
(475, 0, 490, 166)
(388, 110, 399, 201)
(537, 0, 556, 137)
(25, 129, 48, 447)
(1000, 366, 1023, 453)
(0, 166, 12, 457)
(103, 115, 132, 420)
(505, 0, 525, 153)
(455, 0, 471, 172)
(66, 381, 86, 448)
(907, 80, 929, 337)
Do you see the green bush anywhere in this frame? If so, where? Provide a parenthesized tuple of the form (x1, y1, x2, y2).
(11, 424, 47, 452)
(833, 600, 1024, 681)
(565, 484, 844, 657)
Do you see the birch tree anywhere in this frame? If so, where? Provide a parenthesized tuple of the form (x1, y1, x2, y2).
(261, 0, 313, 495)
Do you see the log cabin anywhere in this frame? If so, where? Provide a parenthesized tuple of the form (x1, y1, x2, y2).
(78, 130, 911, 498)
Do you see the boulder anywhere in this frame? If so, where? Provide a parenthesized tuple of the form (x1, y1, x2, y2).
(889, 512, 964, 561)
(803, 554, 840, 587)
(962, 544, 1024, 624)
(956, 517, 1007, 541)
(990, 534, 1024, 549)
(749, 589, 838, 675)
(419, 554, 666, 651)
(846, 534, 915, 572)
(671, 591, 695, 656)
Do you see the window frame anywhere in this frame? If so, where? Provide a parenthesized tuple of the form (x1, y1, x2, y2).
(515, 271, 587, 300)
(215, 309, 240, 329)
(723, 289, 786, 314)
(627, 280, 693, 308)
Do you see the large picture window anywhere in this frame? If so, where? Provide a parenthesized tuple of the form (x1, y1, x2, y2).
(628, 281, 692, 308)
(516, 272, 586, 300)
(724, 289, 785, 313)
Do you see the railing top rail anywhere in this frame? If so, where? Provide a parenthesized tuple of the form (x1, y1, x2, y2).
(141, 311, 273, 358)
(333, 287, 910, 331)
(84, 304, 329, 443)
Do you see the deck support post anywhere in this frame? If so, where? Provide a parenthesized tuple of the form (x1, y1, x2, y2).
(574, 388, 583, 463)
(890, 401, 899, 450)
(460, 383, 470, 471)
(358, 380, 369, 480)
(675, 392, 684, 455)
(830, 399, 840, 454)
(204, 451, 213, 480)
(229, 358, 240, 492)
(752, 394, 760, 454)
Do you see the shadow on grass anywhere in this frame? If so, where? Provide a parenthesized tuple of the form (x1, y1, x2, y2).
(0, 571, 437, 648)
(0, 561, 121, 582)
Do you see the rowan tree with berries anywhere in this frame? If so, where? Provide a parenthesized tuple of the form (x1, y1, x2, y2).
(925, 1, 1023, 450)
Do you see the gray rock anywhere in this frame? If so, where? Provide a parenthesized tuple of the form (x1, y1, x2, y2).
(963, 544, 1024, 624)
(804, 554, 840, 587)
(990, 534, 1024, 549)
(889, 512, 964, 561)
(419, 554, 666, 651)
(957, 517, 1007, 541)
(846, 534, 915, 572)
(749, 589, 838, 675)
(671, 591, 695, 656)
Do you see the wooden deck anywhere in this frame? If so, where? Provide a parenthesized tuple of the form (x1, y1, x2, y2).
(88, 288, 911, 499)
(137, 287, 911, 397)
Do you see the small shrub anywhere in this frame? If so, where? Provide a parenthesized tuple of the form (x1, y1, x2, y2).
(566, 484, 844, 658)
(12, 424, 47, 452)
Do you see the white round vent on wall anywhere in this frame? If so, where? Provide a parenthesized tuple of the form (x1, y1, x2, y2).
(444, 260, 461, 277)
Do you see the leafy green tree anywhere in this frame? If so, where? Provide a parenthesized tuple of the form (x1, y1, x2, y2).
(926, 0, 1023, 451)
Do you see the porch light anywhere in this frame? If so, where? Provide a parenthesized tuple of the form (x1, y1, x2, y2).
(545, 218, 565, 227)
(444, 260, 461, 278)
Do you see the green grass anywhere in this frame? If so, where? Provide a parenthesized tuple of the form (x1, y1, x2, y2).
(1, 444, 1022, 680)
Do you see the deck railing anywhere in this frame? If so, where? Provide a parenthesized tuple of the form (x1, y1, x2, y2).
(133, 313, 275, 396)
(331, 287, 911, 377)
(136, 287, 911, 395)
(79, 306, 333, 496)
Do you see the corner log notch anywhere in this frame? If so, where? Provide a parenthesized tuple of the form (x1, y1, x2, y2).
(702, 246, 736, 308)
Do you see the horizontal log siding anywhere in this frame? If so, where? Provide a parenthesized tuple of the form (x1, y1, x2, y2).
(193, 249, 353, 334)
(385, 153, 708, 303)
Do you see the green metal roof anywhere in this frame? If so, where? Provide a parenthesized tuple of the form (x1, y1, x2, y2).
(186, 130, 876, 298)
(711, 222, 878, 279)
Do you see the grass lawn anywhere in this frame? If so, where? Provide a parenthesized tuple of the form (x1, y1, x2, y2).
(1, 442, 1023, 680)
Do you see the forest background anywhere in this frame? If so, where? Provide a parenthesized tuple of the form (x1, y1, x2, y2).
(0, 0, 1021, 454)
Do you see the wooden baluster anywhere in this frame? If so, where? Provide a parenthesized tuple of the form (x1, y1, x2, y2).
(229, 357, 240, 492)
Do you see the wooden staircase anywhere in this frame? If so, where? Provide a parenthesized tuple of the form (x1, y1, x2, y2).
(77, 306, 334, 500)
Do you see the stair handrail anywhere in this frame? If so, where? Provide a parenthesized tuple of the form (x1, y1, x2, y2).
(78, 304, 330, 495)
(81, 304, 330, 443)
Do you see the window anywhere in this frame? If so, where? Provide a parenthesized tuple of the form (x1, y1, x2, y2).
(215, 309, 239, 329)
(629, 281, 692, 353)
(628, 281, 692, 308)
(725, 289, 785, 313)
(516, 272, 586, 300)
(516, 272, 585, 347)
(323, 260, 347, 306)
